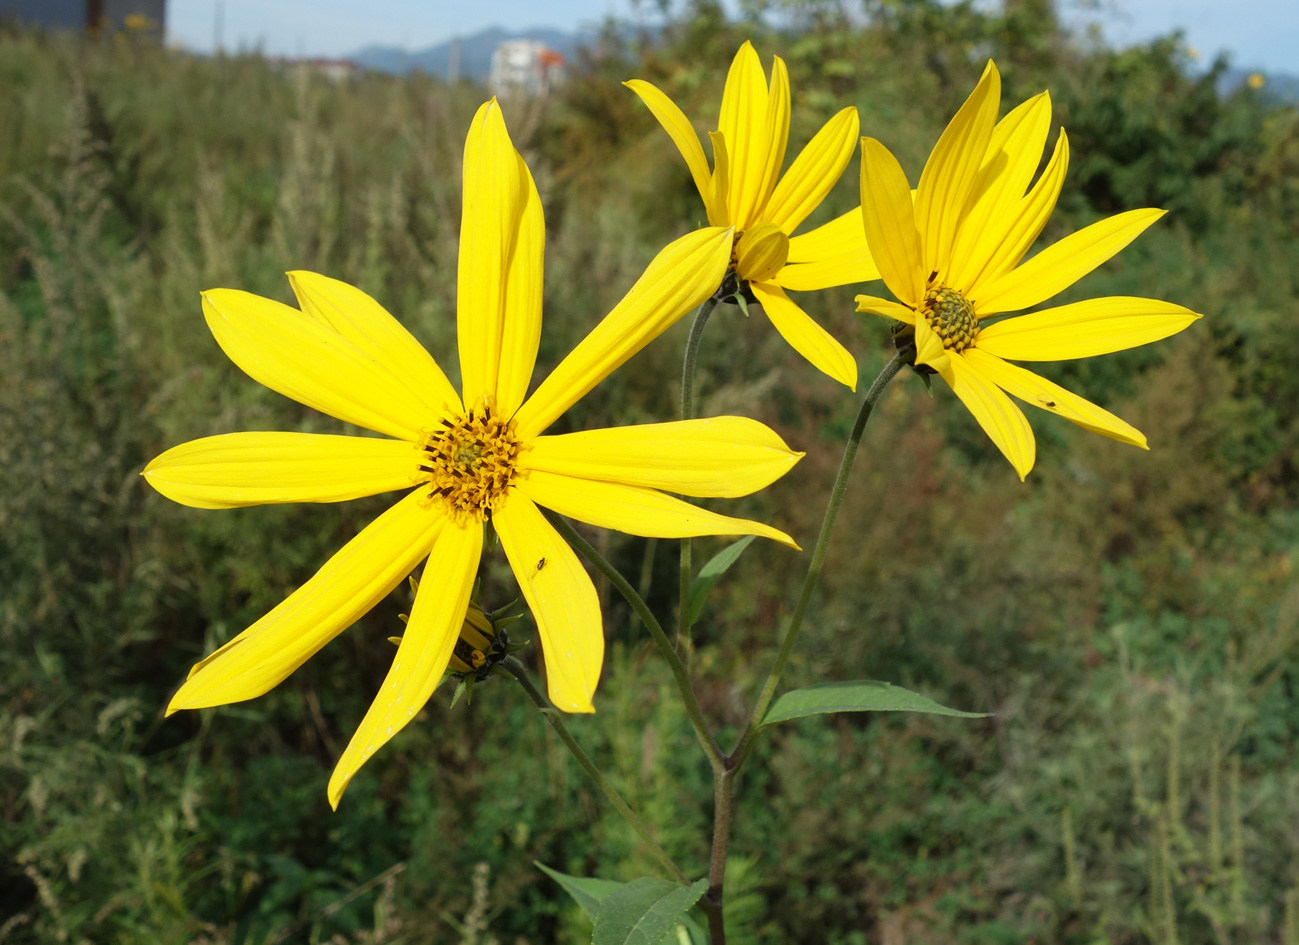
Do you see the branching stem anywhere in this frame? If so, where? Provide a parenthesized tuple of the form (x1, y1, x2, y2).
(728, 352, 907, 770)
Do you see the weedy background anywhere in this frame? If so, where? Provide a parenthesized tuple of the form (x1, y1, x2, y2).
(2, 1, 1298, 942)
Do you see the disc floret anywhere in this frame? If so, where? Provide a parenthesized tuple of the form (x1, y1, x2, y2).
(922, 284, 978, 352)
(418, 402, 522, 523)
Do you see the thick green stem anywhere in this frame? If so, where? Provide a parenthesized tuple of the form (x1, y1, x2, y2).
(544, 512, 725, 774)
(704, 769, 734, 945)
(503, 656, 688, 884)
(677, 297, 719, 661)
(728, 353, 907, 770)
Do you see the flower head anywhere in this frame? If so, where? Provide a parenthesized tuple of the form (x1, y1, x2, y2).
(627, 42, 881, 389)
(856, 62, 1201, 479)
(145, 100, 803, 807)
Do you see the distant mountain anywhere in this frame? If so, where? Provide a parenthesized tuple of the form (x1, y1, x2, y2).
(1218, 67, 1299, 102)
(349, 27, 592, 80)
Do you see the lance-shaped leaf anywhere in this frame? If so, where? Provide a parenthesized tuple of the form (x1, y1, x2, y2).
(536, 865, 708, 944)
(534, 862, 623, 920)
(687, 535, 756, 625)
(593, 877, 710, 945)
(761, 680, 988, 728)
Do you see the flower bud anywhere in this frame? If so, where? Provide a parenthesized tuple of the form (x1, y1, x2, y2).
(734, 223, 789, 283)
(448, 601, 499, 674)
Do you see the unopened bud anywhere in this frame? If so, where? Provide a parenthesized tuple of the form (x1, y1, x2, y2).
(448, 601, 499, 674)
(734, 223, 789, 283)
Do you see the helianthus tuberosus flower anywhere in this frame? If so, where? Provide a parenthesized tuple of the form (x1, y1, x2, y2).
(855, 62, 1200, 479)
(627, 41, 880, 389)
(144, 100, 803, 807)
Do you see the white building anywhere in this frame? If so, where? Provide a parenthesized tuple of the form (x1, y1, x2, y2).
(488, 40, 565, 97)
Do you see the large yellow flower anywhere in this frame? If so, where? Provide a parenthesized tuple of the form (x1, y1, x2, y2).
(144, 101, 802, 807)
(626, 41, 880, 390)
(855, 63, 1201, 479)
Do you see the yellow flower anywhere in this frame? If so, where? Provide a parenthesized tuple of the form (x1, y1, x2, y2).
(626, 41, 880, 390)
(144, 100, 803, 807)
(855, 62, 1201, 479)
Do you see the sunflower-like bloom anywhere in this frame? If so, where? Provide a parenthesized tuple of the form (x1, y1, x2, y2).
(144, 101, 803, 807)
(855, 63, 1201, 479)
(626, 41, 880, 390)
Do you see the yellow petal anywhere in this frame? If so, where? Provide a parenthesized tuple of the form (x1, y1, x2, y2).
(735, 222, 789, 283)
(945, 91, 1051, 289)
(914, 61, 1000, 276)
(912, 308, 952, 379)
(763, 107, 858, 234)
(496, 153, 545, 415)
(773, 253, 880, 292)
(495, 493, 602, 713)
(970, 92, 1052, 212)
(168, 490, 443, 714)
(518, 470, 798, 548)
(143, 432, 418, 509)
(975, 296, 1201, 361)
(327, 518, 481, 808)
(974, 208, 1167, 315)
(708, 130, 731, 225)
(854, 295, 916, 324)
(522, 417, 803, 498)
(457, 99, 524, 405)
(859, 137, 925, 308)
(752, 55, 791, 222)
(718, 41, 770, 228)
(962, 348, 1147, 447)
(751, 281, 857, 390)
(774, 208, 880, 291)
(786, 207, 864, 262)
(514, 227, 732, 439)
(288, 271, 462, 417)
(623, 78, 714, 213)
(202, 289, 432, 441)
(964, 129, 1070, 300)
(945, 353, 1035, 480)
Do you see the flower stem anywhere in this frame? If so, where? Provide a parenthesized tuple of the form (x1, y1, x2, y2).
(544, 511, 725, 775)
(681, 295, 719, 425)
(502, 655, 688, 884)
(677, 296, 719, 661)
(729, 351, 907, 770)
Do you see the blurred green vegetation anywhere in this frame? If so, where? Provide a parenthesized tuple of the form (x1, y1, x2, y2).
(2, 0, 1298, 941)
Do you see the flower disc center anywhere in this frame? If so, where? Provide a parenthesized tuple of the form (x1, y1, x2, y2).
(419, 405, 521, 523)
(922, 285, 978, 352)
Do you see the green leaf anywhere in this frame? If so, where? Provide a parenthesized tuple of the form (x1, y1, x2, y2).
(593, 877, 709, 945)
(535, 865, 709, 944)
(761, 680, 988, 728)
(449, 675, 472, 709)
(687, 536, 756, 625)
(534, 862, 621, 920)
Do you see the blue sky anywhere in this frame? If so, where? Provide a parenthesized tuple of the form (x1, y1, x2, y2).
(167, 0, 1299, 74)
